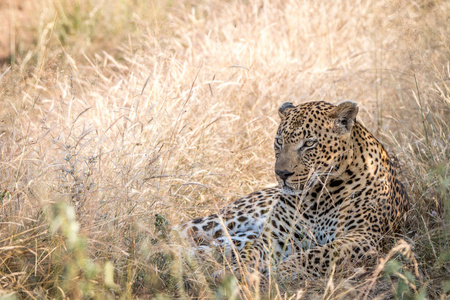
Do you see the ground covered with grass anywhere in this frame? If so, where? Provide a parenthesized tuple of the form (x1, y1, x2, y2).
(0, 0, 449, 299)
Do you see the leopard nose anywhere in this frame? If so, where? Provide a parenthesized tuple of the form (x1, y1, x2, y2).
(275, 170, 295, 181)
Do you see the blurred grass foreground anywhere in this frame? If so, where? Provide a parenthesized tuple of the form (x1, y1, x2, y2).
(0, 0, 449, 299)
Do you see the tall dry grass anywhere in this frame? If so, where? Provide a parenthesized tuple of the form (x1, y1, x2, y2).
(0, 0, 448, 298)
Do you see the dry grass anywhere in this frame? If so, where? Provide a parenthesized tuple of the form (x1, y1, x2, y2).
(0, 0, 449, 298)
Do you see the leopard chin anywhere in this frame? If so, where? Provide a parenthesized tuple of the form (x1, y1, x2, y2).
(280, 184, 302, 195)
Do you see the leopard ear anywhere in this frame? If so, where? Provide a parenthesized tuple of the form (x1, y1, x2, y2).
(278, 102, 295, 119)
(329, 101, 358, 134)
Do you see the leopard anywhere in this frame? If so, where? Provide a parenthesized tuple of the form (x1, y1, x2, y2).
(175, 100, 409, 280)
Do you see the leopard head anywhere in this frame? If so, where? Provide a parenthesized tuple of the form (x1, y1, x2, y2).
(274, 101, 358, 194)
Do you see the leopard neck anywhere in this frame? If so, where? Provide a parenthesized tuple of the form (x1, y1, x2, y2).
(345, 122, 391, 179)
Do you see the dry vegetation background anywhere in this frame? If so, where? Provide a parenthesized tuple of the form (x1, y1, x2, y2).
(0, 0, 449, 299)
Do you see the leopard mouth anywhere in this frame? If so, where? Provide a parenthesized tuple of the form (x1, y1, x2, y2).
(280, 183, 303, 195)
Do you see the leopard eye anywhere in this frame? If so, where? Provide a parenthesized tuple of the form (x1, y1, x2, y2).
(302, 139, 318, 149)
(274, 137, 283, 151)
(304, 140, 315, 147)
